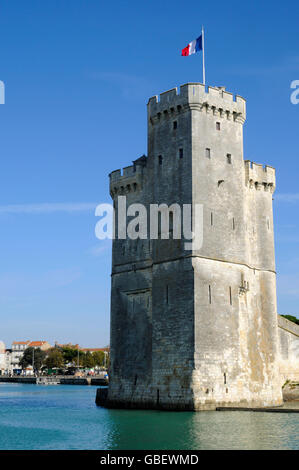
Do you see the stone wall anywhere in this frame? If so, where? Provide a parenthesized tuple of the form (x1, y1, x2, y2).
(278, 315, 299, 383)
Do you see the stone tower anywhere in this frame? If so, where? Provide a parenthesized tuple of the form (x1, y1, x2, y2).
(106, 83, 283, 410)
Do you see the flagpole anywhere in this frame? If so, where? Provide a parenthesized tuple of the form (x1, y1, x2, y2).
(202, 25, 205, 86)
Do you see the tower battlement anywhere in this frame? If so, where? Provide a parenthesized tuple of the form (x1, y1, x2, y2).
(109, 162, 145, 197)
(148, 83, 246, 124)
(244, 160, 276, 192)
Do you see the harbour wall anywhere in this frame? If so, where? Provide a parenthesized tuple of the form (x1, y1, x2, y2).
(0, 376, 108, 386)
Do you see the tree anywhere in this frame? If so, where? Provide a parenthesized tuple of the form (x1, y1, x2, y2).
(61, 347, 78, 364)
(45, 348, 64, 369)
(20, 347, 46, 371)
(83, 351, 95, 369)
(61, 347, 85, 367)
(92, 351, 105, 367)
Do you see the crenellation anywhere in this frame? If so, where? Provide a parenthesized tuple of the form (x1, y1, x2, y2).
(208, 86, 222, 99)
(159, 88, 178, 104)
(123, 165, 135, 177)
(147, 83, 246, 123)
(109, 162, 145, 198)
(109, 169, 121, 181)
(244, 160, 276, 192)
(222, 90, 234, 102)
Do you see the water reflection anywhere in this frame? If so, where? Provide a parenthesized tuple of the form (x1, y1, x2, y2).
(0, 384, 298, 450)
(102, 408, 299, 450)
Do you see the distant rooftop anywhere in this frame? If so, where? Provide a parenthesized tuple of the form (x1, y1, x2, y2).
(12, 341, 30, 345)
(28, 341, 49, 347)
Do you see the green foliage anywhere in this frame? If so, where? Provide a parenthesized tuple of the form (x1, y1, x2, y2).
(60, 348, 109, 368)
(61, 347, 78, 363)
(45, 348, 65, 369)
(20, 347, 46, 371)
(281, 315, 299, 325)
(83, 351, 95, 368)
(92, 351, 105, 367)
(19, 345, 109, 373)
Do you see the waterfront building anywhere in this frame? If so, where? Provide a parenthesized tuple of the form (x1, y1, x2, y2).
(10, 340, 51, 373)
(4, 349, 12, 375)
(0, 341, 6, 375)
(28, 341, 51, 351)
(11, 341, 30, 373)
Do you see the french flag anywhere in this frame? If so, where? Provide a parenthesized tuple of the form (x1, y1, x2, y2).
(182, 35, 203, 56)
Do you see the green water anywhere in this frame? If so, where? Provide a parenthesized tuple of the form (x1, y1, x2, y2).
(0, 383, 298, 450)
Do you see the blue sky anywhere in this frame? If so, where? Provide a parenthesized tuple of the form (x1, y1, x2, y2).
(0, 0, 298, 347)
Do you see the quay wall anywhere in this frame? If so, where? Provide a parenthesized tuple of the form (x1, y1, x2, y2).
(0, 376, 36, 384)
(0, 376, 108, 386)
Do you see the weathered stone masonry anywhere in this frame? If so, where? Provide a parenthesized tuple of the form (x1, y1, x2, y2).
(106, 83, 285, 410)
(278, 316, 299, 383)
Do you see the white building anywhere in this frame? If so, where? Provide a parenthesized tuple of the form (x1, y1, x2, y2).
(10, 340, 51, 374)
(0, 341, 6, 375)
(11, 341, 30, 373)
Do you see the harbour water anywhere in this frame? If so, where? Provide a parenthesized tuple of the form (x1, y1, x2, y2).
(0, 383, 298, 450)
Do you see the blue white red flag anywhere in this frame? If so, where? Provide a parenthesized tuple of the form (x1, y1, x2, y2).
(182, 35, 203, 56)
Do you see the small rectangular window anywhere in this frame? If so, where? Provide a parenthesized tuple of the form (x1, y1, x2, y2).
(227, 153, 232, 164)
(158, 155, 162, 165)
(173, 121, 177, 130)
(179, 148, 183, 159)
(209, 285, 212, 304)
(211, 212, 213, 226)
(205, 148, 211, 159)
(216, 122, 221, 130)
(229, 287, 232, 305)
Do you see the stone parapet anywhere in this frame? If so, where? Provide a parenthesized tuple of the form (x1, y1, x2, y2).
(244, 160, 276, 192)
(148, 83, 246, 124)
(109, 164, 144, 198)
